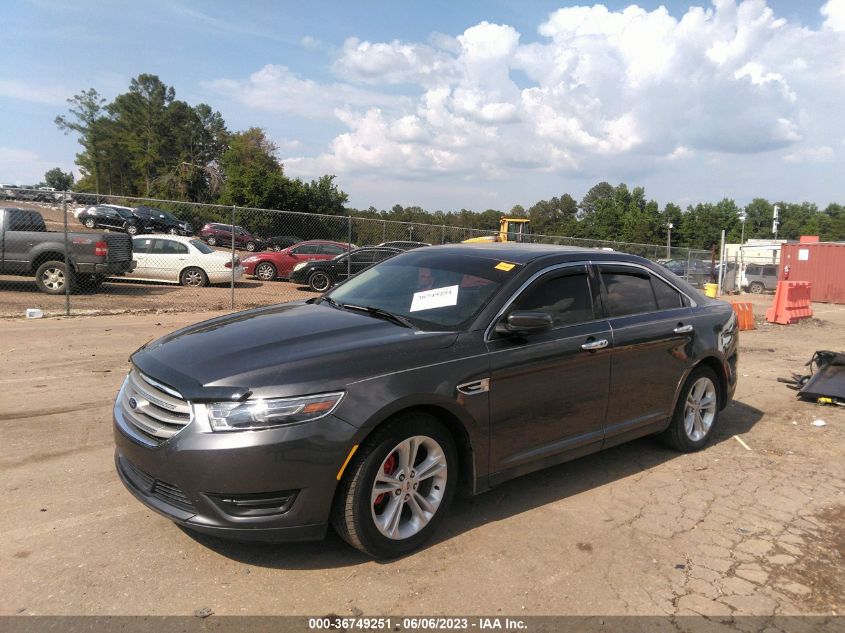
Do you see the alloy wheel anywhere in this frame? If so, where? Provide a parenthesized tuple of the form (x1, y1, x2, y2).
(41, 267, 65, 291)
(370, 435, 448, 540)
(684, 377, 717, 442)
(256, 263, 276, 281)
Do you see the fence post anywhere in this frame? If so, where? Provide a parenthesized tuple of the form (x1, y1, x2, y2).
(347, 211, 353, 279)
(231, 206, 236, 310)
(382, 220, 386, 242)
(63, 191, 70, 316)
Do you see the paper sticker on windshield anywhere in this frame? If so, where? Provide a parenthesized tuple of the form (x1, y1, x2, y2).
(495, 261, 515, 272)
(410, 285, 459, 312)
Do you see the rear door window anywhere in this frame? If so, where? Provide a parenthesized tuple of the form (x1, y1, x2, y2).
(601, 270, 658, 317)
(293, 244, 321, 255)
(151, 239, 188, 255)
(319, 244, 346, 255)
(652, 275, 684, 310)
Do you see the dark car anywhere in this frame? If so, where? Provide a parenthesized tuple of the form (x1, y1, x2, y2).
(78, 205, 146, 235)
(377, 240, 430, 250)
(132, 206, 192, 236)
(113, 244, 738, 558)
(199, 223, 264, 252)
(266, 235, 303, 251)
(290, 246, 402, 291)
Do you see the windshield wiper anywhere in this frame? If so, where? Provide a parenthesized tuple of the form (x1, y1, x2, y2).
(342, 304, 415, 329)
(318, 296, 343, 310)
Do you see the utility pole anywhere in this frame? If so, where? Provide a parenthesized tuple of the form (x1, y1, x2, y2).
(772, 205, 779, 240)
(666, 222, 673, 259)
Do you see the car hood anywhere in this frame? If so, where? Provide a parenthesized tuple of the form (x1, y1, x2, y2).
(131, 301, 459, 401)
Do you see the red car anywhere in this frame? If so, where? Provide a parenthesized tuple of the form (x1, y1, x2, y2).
(241, 240, 353, 281)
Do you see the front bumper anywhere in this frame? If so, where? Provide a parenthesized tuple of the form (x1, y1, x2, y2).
(113, 390, 358, 542)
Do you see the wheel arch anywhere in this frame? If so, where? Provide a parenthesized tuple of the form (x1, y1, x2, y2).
(31, 251, 67, 273)
(670, 355, 729, 418)
(343, 403, 478, 499)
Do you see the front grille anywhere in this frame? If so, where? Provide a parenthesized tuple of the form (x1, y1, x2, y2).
(120, 369, 192, 444)
(105, 234, 132, 262)
(118, 456, 196, 513)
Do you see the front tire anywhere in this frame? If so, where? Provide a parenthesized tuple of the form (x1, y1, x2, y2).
(663, 366, 720, 452)
(308, 270, 332, 292)
(126, 224, 139, 235)
(255, 262, 277, 281)
(246, 241, 257, 252)
(332, 413, 457, 559)
(207, 236, 217, 247)
(84, 218, 96, 229)
(180, 267, 208, 287)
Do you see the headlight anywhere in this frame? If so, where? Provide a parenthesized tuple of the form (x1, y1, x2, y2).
(293, 262, 308, 271)
(205, 392, 344, 431)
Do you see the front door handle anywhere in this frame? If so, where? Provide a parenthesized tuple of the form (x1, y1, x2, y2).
(674, 324, 694, 334)
(581, 338, 609, 351)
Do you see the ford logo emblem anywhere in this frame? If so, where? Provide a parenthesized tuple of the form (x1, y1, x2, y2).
(128, 397, 138, 410)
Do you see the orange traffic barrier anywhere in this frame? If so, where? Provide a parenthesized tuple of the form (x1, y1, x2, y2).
(765, 281, 813, 325)
(731, 301, 756, 330)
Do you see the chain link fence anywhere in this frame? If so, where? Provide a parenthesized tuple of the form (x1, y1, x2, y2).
(1, 187, 714, 318)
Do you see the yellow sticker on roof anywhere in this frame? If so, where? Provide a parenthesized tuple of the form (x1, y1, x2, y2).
(495, 262, 516, 271)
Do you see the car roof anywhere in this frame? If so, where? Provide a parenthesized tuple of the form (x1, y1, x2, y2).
(416, 242, 630, 264)
(132, 234, 197, 243)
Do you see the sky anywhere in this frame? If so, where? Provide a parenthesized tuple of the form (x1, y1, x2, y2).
(1, 0, 844, 212)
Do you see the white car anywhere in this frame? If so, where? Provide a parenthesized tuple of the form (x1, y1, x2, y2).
(121, 235, 243, 287)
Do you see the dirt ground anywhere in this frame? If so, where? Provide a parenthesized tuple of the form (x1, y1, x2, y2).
(1, 292, 843, 618)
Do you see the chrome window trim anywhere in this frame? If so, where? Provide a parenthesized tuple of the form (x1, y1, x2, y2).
(484, 259, 697, 341)
(484, 262, 594, 342)
(593, 260, 698, 313)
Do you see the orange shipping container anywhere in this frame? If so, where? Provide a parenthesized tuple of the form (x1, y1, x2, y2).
(780, 242, 845, 304)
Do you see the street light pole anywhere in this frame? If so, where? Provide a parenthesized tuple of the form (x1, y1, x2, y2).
(666, 222, 673, 259)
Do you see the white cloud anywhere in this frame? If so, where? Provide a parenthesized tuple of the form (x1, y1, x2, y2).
(0, 80, 71, 105)
(301, 35, 323, 50)
(203, 64, 404, 118)
(821, 0, 845, 31)
(211, 2, 845, 200)
(782, 145, 835, 163)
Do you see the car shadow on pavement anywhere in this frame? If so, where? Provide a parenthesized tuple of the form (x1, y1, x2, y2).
(179, 399, 763, 570)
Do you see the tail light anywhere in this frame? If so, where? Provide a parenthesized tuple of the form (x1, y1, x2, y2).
(224, 256, 240, 269)
(95, 241, 108, 257)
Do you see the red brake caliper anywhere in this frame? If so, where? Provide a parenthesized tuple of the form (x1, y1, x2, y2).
(374, 453, 397, 508)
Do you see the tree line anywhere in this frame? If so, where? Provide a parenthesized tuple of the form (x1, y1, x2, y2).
(54, 74, 844, 250)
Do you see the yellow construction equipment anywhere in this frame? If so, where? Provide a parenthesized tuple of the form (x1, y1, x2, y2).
(463, 218, 531, 243)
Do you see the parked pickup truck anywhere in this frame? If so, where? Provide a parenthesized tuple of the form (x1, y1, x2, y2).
(0, 207, 135, 294)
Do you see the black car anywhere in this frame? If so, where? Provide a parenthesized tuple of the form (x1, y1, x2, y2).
(78, 205, 146, 235)
(131, 206, 192, 236)
(266, 235, 303, 251)
(290, 246, 402, 291)
(113, 244, 738, 558)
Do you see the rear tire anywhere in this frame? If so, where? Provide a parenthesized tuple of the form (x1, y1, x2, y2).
(35, 260, 74, 295)
(126, 224, 139, 235)
(207, 236, 217, 247)
(663, 366, 721, 452)
(77, 274, 105, 293)
(308, 270, 332, 292)
(246, 241, 257, 252)
(180, 267, 208, 287)
(749, 282, 764, 294)
(255, 262, 277, 281)
(332, 413, 457, 559)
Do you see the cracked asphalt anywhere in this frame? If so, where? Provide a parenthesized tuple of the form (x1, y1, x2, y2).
(1, 294, 843, 618)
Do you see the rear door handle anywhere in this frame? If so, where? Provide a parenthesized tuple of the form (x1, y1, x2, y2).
(581, 338, 609, 351)
(674, 324, 694, 334)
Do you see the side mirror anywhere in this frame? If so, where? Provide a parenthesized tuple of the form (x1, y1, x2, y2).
(495, 311, 553, 336)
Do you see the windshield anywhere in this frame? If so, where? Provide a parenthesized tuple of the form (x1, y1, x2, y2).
(326, 250, 519, 331)
(190, 239, 214, 254)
